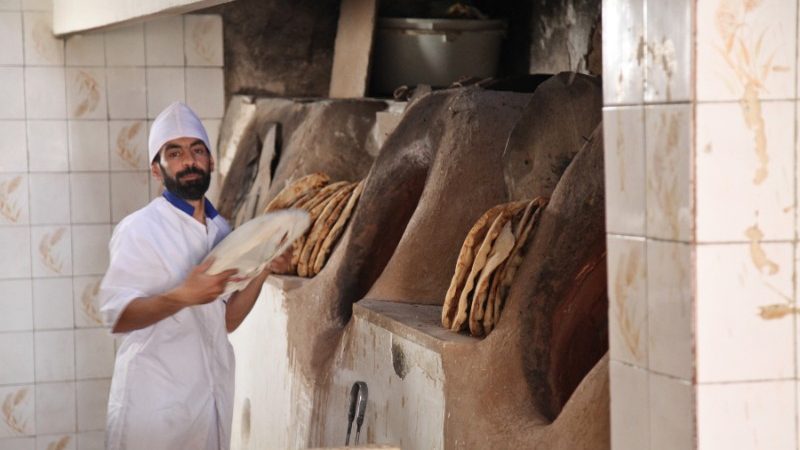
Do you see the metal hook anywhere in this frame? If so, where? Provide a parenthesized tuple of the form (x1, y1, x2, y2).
(345, 381, 368, 446)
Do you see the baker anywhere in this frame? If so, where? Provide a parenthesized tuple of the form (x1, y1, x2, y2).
(99, 101, 279, 450)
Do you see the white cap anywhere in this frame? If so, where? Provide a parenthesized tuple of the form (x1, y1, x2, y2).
(148, 101, 211, 164)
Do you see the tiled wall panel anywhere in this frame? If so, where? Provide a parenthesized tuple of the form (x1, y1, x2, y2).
(0, 3, 224, 447)
(606, 0, 800, 448)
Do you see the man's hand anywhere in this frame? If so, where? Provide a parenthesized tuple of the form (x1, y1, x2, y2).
(168, 258, 238, 306)
(111, 258, 237, 333)
(266, 246, 293, 275)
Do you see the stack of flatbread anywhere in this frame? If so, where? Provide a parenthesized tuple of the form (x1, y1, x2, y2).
(441, 197, 548, 337)
(264, 173, 365, 277)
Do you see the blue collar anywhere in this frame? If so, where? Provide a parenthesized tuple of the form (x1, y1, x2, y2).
(162, 190, 219, 219)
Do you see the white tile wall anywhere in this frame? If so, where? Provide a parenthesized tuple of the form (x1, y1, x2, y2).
(76, 379, 109, 432)
(186, 67, 225, 118)
(601, 0, 644, 105)
(32, 278, 73, 330)
(144, 16, 183, 66)
(647, 240, 692, 380)
(0, 332, 34, 384)
(34, 382, 75, 434)
(0, 280, 33, 331)
(0, 226, 31, 278)
(610, 361, 650, 450)
(65, 33, 104, 67)
(71, 225, 109, 275)
(0, 11, 23, 65)
(28, 173, 69, 225)
(69, 173, 110, 223)
(0, 0, 20, 10)
(30, 225, 71, 277)
(0, 9, 225, 448)
(36, 434, 76, 450)
(68, 120, 109, 171)
(648, 373, 694, 450)
(0, 67, 26, 119)
(24, 67, 67, 119)
(644, 0, 692, 102)
(75, 329, 114, 379)
(72, 276, 102, 328)
(606, 0, 800, 447)
(27, 121, 68, 172)
(696, 0, 797, 102)
(0, 173, 29, 225)
(104, 23, 144, 67)
(22, 11, 62, 65)
(696, 243, 794, 383)
(608, 235, 648, 367)
(0, 120, 28, 171)
(0, 384, 35, 436)
(146, 67, 185, 118)
(21, 0, 50, 11)
(2, 437, 35, 449)
(65, 68, 107, 119)
(604, 106, 645, 236)
(110, 172, 149, 223)
(109, 120, 147, 171)
(697, 380, 796, 449)
(34, 330, 73, 382)
(76, 431, 103, 450)
(695, 101, 795, 242)
(106, 68, 146, 119)
(644, 104, 693, 242)
(184, 15, 223, 66)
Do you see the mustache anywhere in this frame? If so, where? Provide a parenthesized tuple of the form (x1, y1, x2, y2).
(176, 166, 207, 179)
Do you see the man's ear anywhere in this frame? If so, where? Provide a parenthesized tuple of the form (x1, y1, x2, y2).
(151, 161, 163, 181)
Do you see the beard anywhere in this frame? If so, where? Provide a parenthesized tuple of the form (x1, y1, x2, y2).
(160, 163, 210, 201)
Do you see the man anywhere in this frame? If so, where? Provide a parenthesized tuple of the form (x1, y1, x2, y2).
(99, 102, 276, 450)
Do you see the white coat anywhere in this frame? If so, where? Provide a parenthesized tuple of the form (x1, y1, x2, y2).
(100, 192, 234, 450)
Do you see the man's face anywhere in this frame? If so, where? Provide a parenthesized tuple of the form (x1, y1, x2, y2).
(151, 137, 213, 201)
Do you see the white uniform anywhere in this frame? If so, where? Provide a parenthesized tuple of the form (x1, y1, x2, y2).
(100, 192, 233, 450)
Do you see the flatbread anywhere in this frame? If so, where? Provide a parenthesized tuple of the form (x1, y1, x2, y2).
(304, 181, 351, 216)
(264, 172, 329, 212)
(287, 187, 321, 210)
(490, 198, 548, 328)
(450, 207, 515, 332)
(312, 180, 364, 275)
(441, 204, 507, 329)
(469, 221, 515, 336)
(204, 209, 311, 294)
(484, 199, 540, 332)
(309, 183, 357, 275)
(288, 235, 305, 274)
(297, 184, 353, 277)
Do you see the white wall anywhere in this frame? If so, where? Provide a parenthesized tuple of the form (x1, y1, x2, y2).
(52, 0, 232, 35)
(0, 2, 225, 448)
(604, 0, 800, 448)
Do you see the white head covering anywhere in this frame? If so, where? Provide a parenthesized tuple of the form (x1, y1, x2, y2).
(148, 101, 211, 164)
